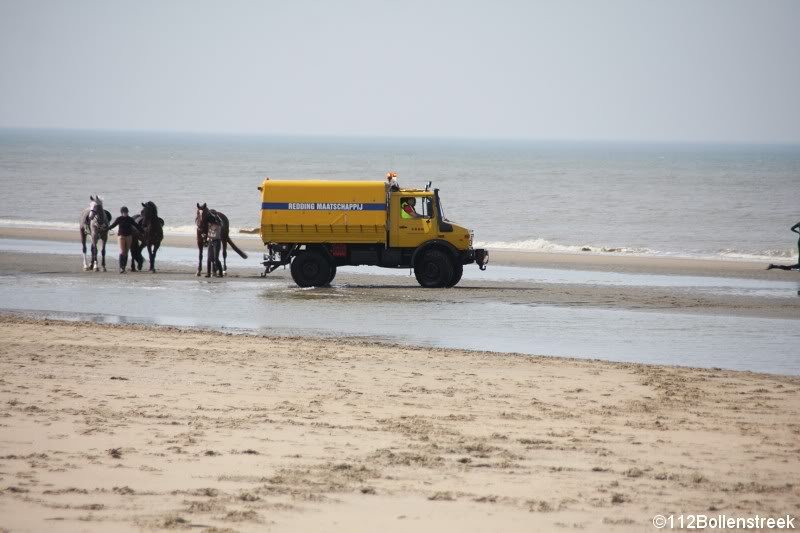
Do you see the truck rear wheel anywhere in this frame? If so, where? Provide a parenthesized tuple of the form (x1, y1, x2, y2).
(291, 251, 332, 287)
(446, 262, 463, 287)
(414, 249, 454, 288)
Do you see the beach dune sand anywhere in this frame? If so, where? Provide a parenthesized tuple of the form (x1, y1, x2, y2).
(0, 316, 798, 532)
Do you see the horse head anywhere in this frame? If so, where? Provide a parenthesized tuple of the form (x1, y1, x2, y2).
(141, 201, 159, 221)
(195, 203, 210, 230)
(88, 195, 108, 227)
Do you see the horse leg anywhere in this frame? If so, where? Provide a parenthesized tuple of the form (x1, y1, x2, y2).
(152, 242, 161, 272)
(147, 243, 156, 272)
(197, 241, 204, 277)
(214, 241, 223, 276)
(206, 243, 213, 277)
(129, 241, 136, 271)
(81, 228, 89, 271)
(136, 240, 144, 271)
(222, 240, 228, 276)
(101, 238, 107, 272)
(91, 240, 98, 272)
(130, 240, 140, 271)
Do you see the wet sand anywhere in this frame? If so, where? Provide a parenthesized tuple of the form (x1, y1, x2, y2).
(1, 226, 793, 280)
(0, 315, 798, 532)
(1, 249, 798, 321)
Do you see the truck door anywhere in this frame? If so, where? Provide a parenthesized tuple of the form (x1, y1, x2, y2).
(390, 193, 434, 248)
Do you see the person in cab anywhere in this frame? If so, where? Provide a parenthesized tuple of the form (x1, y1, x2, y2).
(400, 197, 421, 219)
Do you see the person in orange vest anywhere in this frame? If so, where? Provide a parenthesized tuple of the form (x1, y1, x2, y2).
(386, 171, 399, 191)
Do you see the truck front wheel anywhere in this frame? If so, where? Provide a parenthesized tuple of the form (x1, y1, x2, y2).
(324, 264, 337, 285)
(446, 262, 463, 287)
(414, 249, 454, 288)
(291, 251, 332, 287)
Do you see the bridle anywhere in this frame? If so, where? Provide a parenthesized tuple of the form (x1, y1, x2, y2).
(89, 202, 108, 230)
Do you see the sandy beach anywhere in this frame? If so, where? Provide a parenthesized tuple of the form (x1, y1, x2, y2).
(0, 315, 798, 532)
(2, 6, 799, 531)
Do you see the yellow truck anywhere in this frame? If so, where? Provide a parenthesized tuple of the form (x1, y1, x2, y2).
(258, 179, 488, 288)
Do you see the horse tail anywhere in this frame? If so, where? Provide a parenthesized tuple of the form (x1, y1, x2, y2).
(225, 237, 248, 259)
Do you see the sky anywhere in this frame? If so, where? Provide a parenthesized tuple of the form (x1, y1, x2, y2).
(0, 0, 798, 143)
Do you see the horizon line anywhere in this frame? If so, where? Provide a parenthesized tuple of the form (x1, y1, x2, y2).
(1, 126, 799, 147)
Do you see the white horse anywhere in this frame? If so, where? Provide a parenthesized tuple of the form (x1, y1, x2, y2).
(79, 195, 111, 271)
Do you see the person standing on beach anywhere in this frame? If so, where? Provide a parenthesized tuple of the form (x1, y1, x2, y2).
(108, 206, 143, 273)
(206, 214, 223, 278)
(767, 220, 800, 271)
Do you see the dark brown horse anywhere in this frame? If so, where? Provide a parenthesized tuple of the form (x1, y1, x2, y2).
(195, 203, 248, 276)
(131, 201, 164, 272)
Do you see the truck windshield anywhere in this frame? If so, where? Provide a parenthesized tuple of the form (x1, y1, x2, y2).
(421, 197, 433, 218)
(437, 196, 448, 221)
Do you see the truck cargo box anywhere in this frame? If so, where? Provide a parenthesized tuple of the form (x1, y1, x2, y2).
(260, 180, 387, 244)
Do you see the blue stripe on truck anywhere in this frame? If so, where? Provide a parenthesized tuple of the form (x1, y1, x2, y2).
(261, 202, 385, 211)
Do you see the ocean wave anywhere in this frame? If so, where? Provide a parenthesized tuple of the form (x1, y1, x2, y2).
(1, 219, 794, 261)
(475, 238, 654, 255)
(717, 248, 796, 260)
(475, 238, 798, 262)
(162, 224, 198, 235)
(0, 219, 78, 231)
(0, 219, 260, 239)
(162, 225, 260, 238)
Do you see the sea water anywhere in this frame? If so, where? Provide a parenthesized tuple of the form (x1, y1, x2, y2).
(1, 129, 798, 262)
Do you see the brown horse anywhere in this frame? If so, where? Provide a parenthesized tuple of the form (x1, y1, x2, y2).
(131, 201, 164, 272)
(195, 203, 248, 276)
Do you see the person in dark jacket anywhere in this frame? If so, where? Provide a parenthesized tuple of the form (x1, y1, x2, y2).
(108, 206, 143, 273)
(767, 220, 800, 271)
(205, 214, 223, 278)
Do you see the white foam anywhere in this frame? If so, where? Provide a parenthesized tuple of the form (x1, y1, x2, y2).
(476, 238, 798, 263)
(0, 219, 261, 240)
(0, 219, 78, 231)
(475, 238, 653, 255)
(717, 248, 795, 260)
(162, 224, 199, 235)
(1, 219, 794, 262)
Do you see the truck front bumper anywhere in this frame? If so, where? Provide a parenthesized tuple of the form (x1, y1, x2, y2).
(474, 248, 489, 270)
(462, 248, 489, 270)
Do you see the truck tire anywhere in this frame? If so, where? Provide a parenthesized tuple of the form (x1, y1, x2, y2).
(414, 249, 454, 288)
(291, 251, 332, 287)
(324, 264, 337, 285)
(446, 262, 463, 288)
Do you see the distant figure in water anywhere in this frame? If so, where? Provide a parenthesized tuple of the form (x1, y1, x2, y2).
(767, 221, 800, 271)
